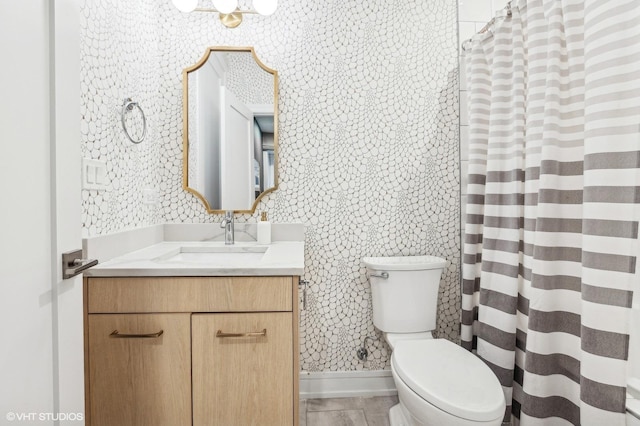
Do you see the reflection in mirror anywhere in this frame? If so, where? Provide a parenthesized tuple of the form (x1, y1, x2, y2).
(183, 47, 278, 213)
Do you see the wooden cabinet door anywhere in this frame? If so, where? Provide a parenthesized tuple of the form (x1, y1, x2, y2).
(192, 312, 293, 426)
(88, 314, 191, 426)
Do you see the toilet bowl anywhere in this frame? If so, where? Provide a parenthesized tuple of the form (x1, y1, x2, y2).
(627, 300, 640, 425)
(627, 398, 640, 426)
(387, 336, 504, 426)
(363, 256, 506, 426)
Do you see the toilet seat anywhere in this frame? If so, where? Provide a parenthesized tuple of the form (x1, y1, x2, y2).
(392, 339, 505, 422)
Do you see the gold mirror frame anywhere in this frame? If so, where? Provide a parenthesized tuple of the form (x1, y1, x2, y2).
(182, 46, 279, 214)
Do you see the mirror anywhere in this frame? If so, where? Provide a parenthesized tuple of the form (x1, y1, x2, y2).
(182, 47, 278, 213)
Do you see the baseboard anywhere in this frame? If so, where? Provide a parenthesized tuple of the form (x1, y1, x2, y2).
(299, 370, 397, 399)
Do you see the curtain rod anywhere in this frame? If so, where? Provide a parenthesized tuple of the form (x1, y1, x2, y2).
(478, 2, 512, 34)
(462, 1, 512, 50)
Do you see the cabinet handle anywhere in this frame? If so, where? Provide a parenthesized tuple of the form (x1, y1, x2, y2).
(216, 329, 267, 338)
(109, 329, 164, 339)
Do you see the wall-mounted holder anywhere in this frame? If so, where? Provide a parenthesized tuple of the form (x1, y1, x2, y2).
(121, 98, 147, 144)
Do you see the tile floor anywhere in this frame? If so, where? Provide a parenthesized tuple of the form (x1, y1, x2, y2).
(300, 396, 399, 426)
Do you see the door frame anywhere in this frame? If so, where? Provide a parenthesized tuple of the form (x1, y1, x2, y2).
(51, 0, 84, 419)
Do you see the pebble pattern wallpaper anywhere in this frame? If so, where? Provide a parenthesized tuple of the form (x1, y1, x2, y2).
(225, 51, 274, 105)
(80, 0, 460, 371)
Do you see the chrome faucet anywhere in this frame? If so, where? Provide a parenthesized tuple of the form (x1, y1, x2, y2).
(220, 211, 234, 245)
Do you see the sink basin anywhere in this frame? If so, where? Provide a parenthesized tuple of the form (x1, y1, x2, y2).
(154, 245, 268, 266)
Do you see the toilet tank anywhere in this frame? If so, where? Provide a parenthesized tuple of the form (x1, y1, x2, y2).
(363, 256, 447, 333)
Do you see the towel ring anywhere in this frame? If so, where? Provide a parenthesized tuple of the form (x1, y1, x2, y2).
(121, 98, 147, 144)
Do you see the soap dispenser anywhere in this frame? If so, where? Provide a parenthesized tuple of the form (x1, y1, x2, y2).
(257, 211, 271, 244)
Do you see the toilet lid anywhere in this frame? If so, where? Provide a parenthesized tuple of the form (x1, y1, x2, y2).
(392, 339, 505, 422)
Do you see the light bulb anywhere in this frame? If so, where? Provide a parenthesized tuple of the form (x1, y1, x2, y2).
(212, 0, 238, 14)
(253, 0, 277, 16)
(172, 0, 197, 13)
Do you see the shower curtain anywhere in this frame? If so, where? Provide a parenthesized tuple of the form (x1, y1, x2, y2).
(461, 0, 640, 424)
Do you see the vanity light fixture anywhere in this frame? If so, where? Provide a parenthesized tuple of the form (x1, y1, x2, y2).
(172, 0, 278, 28)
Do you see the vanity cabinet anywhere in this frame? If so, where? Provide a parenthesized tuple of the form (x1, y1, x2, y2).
(84, 276, 299, 426)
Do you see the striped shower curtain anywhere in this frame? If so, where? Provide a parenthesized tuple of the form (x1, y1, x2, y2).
(461, 0, 640, 425)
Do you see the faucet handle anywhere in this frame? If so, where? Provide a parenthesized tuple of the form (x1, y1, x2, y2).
(220, 210, 234, 228)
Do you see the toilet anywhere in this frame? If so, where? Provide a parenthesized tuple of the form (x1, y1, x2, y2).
(363, 255, 505, 426)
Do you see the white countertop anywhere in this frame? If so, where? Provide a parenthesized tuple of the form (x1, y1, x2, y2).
(84, 240, 305, 277)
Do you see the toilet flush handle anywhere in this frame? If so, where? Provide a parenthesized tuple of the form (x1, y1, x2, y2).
(370, 271, 389, 279)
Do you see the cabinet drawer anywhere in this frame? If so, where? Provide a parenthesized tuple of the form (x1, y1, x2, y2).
(87, 277, 292, 313)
